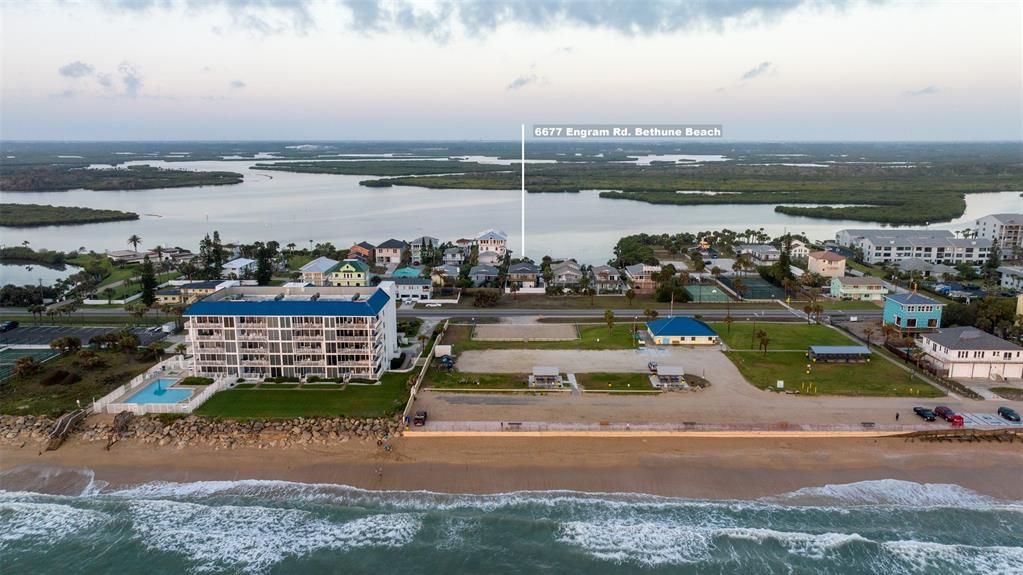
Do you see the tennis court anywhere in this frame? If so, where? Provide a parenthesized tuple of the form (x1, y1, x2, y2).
(0, 348, 60, 381)
(685, 284, 732, 302)
(719, 276, 786, 300)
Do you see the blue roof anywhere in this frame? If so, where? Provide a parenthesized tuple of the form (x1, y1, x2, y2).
(885, 292, 942, 306)
(184, 289, 390, 317)
(646, 317, 718, 337)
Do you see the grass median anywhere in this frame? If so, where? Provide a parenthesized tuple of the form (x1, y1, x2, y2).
(443, 324, 637, 351)
(710, 321, 854, 350)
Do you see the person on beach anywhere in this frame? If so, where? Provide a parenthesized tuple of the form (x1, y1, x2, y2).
(896, 412, 900, 421)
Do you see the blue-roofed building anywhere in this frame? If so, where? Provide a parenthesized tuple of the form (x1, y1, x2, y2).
(882, 292, 944, 335)
(646, 317, 720, 346)
(184, 282, 399, 381)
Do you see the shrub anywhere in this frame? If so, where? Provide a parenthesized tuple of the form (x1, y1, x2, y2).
(41, 370, 81, 387)
(389, 353, 407, 369)
(179, 376, 214, 386)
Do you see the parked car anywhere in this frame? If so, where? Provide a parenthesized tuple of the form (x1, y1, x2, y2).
(912, 407, 936, 422)
(413, 411, 428, 426)
(934, 406, 957, 422)
(647, 361, 658, 372)
(0, 320, 19, 332)
(997, 407, 1021, 422)
(425, 303, 442, 308)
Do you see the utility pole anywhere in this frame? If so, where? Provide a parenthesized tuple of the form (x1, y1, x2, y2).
(521, 123, 526, 259)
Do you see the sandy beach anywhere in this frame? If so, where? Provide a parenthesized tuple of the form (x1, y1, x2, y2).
(3, 435, 1022, 500)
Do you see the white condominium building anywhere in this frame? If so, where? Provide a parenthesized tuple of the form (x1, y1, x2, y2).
(974, 213, 1023, 250)
(184, 283, 399, 381)
(835, 229, 991, 265)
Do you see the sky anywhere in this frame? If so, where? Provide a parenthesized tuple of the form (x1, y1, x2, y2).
(1, 0, 1021, 141)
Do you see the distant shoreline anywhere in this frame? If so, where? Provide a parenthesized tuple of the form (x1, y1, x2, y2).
(3, 436, 1022, 501)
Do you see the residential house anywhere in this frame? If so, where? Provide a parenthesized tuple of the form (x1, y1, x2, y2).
(974, 213, 1023, 250)
(830, 276, 888, 301)
(392, 277, 432, 301)
(807, 251, 846, 278)
(552, 260, 583, 287)
(179, 280, 237, 304)
(477, 251, 502, 266)
(329, 259, 370, 287)
(442, 247, 465, 266)
(897, 258, 956, 279)
(835, 229, 991, 265)
(507, 262, 540, 288)
(647, 317, 720, 346)
(590, 265, 623, 292)
(623, 263, 662, 294)
(476, 229, 509, 256)
(469, 264, 499, 286)
(223, 258, 257, 279)
(299, 256, 340, 286)
(348, 241, 375, 262)
(106, 250, 149, 265)
(155, 288, 182, 306)
(737, 244, 781, 263)
(375, 239, 407, 265)
(184, 283, 399, 381)
(997, 266, 1023, 292)
(409, 236, 440, 265)
(431, 264, 461, 286)
(882, 292, 944, 334)
(789, 240, 811, 259)
(920, 326, 1023, 380)
(454, 238, 475, 252)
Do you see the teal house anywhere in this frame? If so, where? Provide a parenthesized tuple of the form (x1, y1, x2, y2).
(882, 292, 944, 335)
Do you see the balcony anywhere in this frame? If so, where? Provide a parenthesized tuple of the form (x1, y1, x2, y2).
(237, 332, 268, 341)
(293, 321, 324, 329)
(294, 333, 322, 341)
(194, 331, 224, 340)
(196, 359, 227, 366)
(240, 359, 270, 367)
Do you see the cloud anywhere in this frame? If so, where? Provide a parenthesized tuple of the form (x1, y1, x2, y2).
(506, 74, 539, 90)
(99, 0, 850, 38)
(58, 61, 95, 78)
(905, 85, 938, 96)
(740, 61, 773, 81)
(96, 73, 114, 89)
(118, 62, 143, 97)
(230, 79, 247, 88)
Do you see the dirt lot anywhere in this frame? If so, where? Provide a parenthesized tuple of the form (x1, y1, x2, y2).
(456, 347, 730, 375)
(472, 323, 577, 341)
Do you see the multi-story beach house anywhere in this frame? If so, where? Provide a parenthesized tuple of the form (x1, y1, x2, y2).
(789, 240, 810, 260)
(180, 280, 237, 304)
(919, 326, 1023, 380)
(882, 292, 944, 335)
(300, 256, 340, 286)
(184, 283, 399, 381)
(507, 262, 540, 288)
(974, 213, 1023, 250)
(222, 258, 257, 279)
(624, 263, 662, 294)
(329, 259, 369, 287)
(392, 277, 432, 301)
(997, 266, 1023, 292)
(835, 229, 991, 265)
(348, 241, 375, 262)
(443, 247, 465, 266)
(375, 239, 407, 265)
(830, 276, 887, 301)
(807, 251, 846, 278)
(476, 229, 508, 256)
(552, 260, 583, 287)
(590, 265, 623, 292)
(737, 244, 781, 263)
(469, 264, 499, 286)
(409, 236, 440, 264)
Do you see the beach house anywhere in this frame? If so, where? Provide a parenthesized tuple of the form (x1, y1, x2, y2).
(807, 251, 846, 278)
(476, 229, 508, 256)
(329, 259, 370, 287)
(222, 258, 257, 279)
(882, 292, 944, 335)
(300, 256, 340, 286)
(919, 326, 1023, 380)
(624, 263, 662, 294)
(830, 276, 887, 301)
(375, 239, 407, 265)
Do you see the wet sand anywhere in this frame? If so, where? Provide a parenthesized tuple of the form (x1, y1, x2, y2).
(3, 436, 1022, 500)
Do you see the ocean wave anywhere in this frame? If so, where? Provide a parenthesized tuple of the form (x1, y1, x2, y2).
(557, 519, 715, 566)
(767, 479, 1017, 509)
(880, 540, 1023, 574)
(128, 499, 421, 574)
(0, 500, 110, 549)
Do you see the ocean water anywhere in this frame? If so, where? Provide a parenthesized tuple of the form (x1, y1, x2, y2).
(1, 467, 1021, 574)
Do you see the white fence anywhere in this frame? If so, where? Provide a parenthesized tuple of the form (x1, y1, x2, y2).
(90, 355, 189, 414)
(102, 375, 231, 415)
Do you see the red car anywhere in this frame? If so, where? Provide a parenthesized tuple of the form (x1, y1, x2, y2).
(934, 406, 964, 426)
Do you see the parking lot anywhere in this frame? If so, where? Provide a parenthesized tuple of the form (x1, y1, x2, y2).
(0, 325, 168, 347)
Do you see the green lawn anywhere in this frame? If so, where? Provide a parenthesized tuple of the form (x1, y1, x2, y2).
(726, 351, 943, 397)
(422, 369, 528, 389)
(0, 350, 157, 416)
(991, 387, 1023, 401)
(575, 372, 655, 391)
(442, 293, 772, 311)
(194, 372, 412, 418)
(288, 254, 315, 270)
(103, 271, 181, 299)
(710, 322, 855, 350)
(443, 324, 638, 351)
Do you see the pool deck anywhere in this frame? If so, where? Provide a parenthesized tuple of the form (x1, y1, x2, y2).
(113, 369, 192, 405)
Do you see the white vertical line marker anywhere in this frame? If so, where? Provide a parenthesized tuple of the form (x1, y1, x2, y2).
(521, 123, 526, 258)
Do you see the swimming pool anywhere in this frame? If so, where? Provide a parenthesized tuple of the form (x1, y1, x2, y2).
(125, 378, 192, 404)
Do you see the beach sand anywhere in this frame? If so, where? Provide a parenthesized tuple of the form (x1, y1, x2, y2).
(2, 435, 1022, 500)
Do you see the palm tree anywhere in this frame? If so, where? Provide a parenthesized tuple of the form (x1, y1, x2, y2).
(643, 308, 658, 322)
(731, 277, 747, 300)
(128, 234, 142, 253)
(723, 314, 734, 334)
(756, 329, 769, 355)
(625, 288, 636, 307)
(174, 343, 187, 357)
(604, 309, 615, 334)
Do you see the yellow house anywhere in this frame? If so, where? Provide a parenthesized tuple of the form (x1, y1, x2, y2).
(329, 259, 370, 287)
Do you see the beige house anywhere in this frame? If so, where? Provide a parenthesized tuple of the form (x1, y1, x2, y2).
(790, 240, 811, 259)
(476, 229, 508, 256)
(808, 251, 846, 278)
(830, 276, 887, 301)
